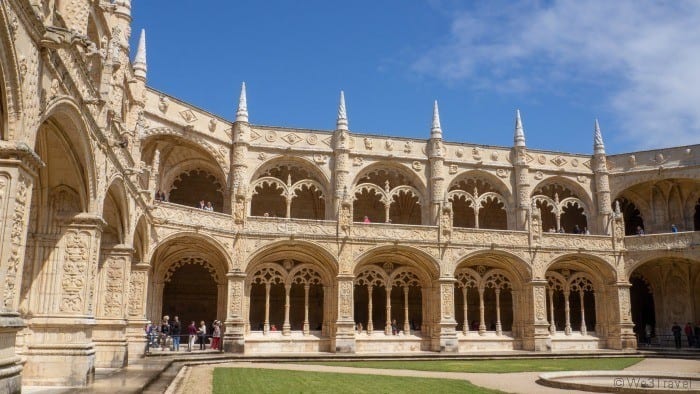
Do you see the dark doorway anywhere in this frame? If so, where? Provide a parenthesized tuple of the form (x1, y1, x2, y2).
(162, 264, 218, 327)
(630, 275, 655, 343)
(694, 199, 700, 231)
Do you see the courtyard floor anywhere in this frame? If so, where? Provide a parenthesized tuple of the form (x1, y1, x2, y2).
(22, 348, 700, 393)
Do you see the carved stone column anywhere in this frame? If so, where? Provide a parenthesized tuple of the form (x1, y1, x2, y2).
(332, 275, 355, 353)
(125, 262, 150, 360)
(436, 278, 458, 352)
(223, 271, 246, 353)
(521, 280, 551, 351)
(0, 148, 40, 393)
(94, 245, 132, 368)
(607, 283, 636, 350)
(22, 214, 105, 386)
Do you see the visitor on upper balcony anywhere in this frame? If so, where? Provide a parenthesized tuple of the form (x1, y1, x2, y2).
(197, 200, 206, 209)
(263, 212, 269, 217)
(363, 216, 371, 223)
(636, 225, 645, 235)
(573, 225, 581, 234)
(205, 201, 214, 211)
(155, 190, 163, 201)
(558, 227, 565, 233)
(671, 224, 678, 233)
(584, 227, 590, 235)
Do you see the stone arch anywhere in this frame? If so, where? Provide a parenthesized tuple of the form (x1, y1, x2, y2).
(0, 4, 23, 140)
(544, 253, 617, 285)
(148, 233, 231, 329)
(141, 134, 228, 211)
(132, 215, 149, 264)
(614, 196, 646, 235)
(248, 156, 329, 220)
(447, 170, 512, 230)
(353, 245, 439, 281)
(101, 177, 130, 246)
(38, 100, 99, 212)
(351, 162, 427, 225)
(453, 250, 531, 283)
(244, 241, 337, 337)
(532, 176, 592, 233)
(614, 178, 700, 233)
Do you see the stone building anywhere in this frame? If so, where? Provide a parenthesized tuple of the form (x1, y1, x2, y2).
(0, 1, 698, 391)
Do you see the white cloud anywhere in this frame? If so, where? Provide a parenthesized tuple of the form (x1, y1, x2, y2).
(415, 1, 700, 148)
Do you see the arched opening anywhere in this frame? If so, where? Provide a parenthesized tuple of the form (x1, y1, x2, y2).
(694, 198, 700, 231)
(354, 264, 424, 335)
(545, 271, 597, 335)
(353, 166, 423, 225)
(630, 273, 655, 344)
(247, 261, 326, 335)
(616, 197, 645, 235)
(454, 267, 514, 335)
(448, 177, 508, 230)
(533, 183, 588, 233)
(162, 262, 218, 327)
(250, 161, 327, 220)
(169, 169, 224, 212)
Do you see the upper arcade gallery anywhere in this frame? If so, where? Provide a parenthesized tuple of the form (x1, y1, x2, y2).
(0, 1, 698, 390)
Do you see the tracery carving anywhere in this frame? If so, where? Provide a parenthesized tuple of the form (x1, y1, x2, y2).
(165, 256, 221, 283)
(60, 231, 90, 313)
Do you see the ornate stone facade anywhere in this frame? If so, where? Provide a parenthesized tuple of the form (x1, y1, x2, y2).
(0, 1, 698, 390)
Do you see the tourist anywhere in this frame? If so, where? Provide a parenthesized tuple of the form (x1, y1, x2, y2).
(263, 212, 269, 217)
(363, 216, 371, 224)
(391, 319, 398, 335)
(558, 227, 565, 233)
(684, 322, 694, 347)
(644, 323, 653, 346)
(270, 324, 278, 332)
(356, 322, 363, 333)
(160, 315, 171, 351)
(198, 320, 207, 350)
(171, 316, 181, 351)
(197, 200, 206, 209)
(205, 201, 214, 211)
(187, 321, 197, 352)
(212, 321, 221, 350)
(548, 227, 556, 233)
(573, 225, 581, 234)
(671, 322, 682, 349)
(155, 190, 163, 201)
(144, 322, 156, 355)
(636, 226, 645, 235)
(671, 224, 678, 233)
(584, 227, 590, 235)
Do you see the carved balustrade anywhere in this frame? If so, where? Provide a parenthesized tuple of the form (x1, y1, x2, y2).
(624, 231, 699, 252)
(540, 233, 613, 252)
(150, 201, 233, 232)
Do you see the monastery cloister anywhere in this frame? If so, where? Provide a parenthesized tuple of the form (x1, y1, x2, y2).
(0, 1, 698, 391)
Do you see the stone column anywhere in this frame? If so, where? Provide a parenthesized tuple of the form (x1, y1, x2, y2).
(332, 275, 355, 353)
(223, 271, 246, 353)
(478, 287, 486, 335)
(384, 286, 392, 335)
(94, 245, 133, 368)
(366, 286, 374, 335)
(521, 280, 551, 351)
(283, 284, 291, 335)
(22, 215, 105, 386)
(0, 151, 39, 393)
(436, 278, 458, 352)
(607, 283, 636, 350)
(564, 290, 572, 335)
(125, 262, 150, 360)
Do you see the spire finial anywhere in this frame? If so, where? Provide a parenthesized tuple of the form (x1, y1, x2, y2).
(431, 100, 442, 139)
(337, 90, 348, 130)
(594, 118, 605, 155)
(514, 109, 526, 147)
(133, 29, 147, 81)
(235, 82, 248, 123)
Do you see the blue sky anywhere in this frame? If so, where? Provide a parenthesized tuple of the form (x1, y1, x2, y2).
(130, 1, 700, 154)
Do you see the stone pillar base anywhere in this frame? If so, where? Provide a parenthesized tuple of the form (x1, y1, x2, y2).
(521, 324, 551, 351)
(223, 321, 245, 353)
(332, 322, 356, 353)
(0, 313, 25, 394)
(94, 320, 127, 368)
(126, 320, 148, 361)
(22, 317, 96, 386)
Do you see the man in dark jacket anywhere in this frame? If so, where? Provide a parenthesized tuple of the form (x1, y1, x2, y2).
(671, 322, 682, 349)
(171, 316, 182, 351)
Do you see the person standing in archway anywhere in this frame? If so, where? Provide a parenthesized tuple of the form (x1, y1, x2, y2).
(211, 320, 221, 350)
(684, 322, 694, 347)
(198, 320, 207, 350)
(171, 316, 182, 351)
(671, 322, 682, 349)
(160, 315, 171, 351)
(187, 321, 197, 352)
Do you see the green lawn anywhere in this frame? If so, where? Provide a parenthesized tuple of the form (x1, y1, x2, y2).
(299, 357, 643, 373)
(212, 368, 502, 394)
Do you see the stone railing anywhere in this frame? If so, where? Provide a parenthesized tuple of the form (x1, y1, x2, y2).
(350, 222, 437, 242)
(150, 201, 234, 232)
(540, 233, 613, 251)
(245, 216, 337, 237)
(624, 231, 700, 252)
(451, 228, 528, 248)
